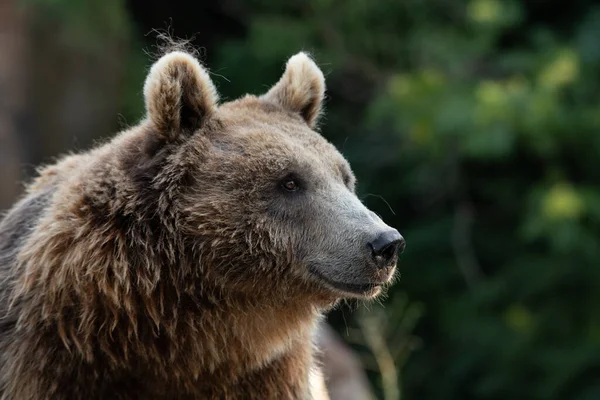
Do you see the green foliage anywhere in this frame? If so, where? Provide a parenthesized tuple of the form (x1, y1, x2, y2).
(20, 0, 130, 49)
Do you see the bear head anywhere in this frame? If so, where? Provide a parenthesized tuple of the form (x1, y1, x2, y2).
(133, 50, 404, 304)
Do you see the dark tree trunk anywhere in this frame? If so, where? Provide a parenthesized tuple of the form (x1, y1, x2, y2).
(0, 0, 29, 210)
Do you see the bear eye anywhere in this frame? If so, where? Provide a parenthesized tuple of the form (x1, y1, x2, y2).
(282, 178, 299, 192)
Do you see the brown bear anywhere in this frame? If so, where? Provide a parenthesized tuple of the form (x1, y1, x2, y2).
(0, 48, 404, 399)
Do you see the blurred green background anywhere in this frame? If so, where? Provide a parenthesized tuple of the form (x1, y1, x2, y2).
(1, 0, 600, 399)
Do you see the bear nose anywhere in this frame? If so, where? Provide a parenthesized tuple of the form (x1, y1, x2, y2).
(368, 229, 405, 267)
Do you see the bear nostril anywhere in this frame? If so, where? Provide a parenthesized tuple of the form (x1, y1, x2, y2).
(368, 230, 405, 266)
(380, 242, 398, 261)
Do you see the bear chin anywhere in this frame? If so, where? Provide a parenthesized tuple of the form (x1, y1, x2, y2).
(307, 265, 396, 299)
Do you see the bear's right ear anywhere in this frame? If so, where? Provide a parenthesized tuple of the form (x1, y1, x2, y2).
(261, 52, 326, 128)
(143, 51, 218, 140)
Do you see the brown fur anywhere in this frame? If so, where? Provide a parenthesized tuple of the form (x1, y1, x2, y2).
(0, 49, 399, 399)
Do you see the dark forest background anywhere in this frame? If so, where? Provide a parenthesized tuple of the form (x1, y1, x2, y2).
(2, 1, 600, 399)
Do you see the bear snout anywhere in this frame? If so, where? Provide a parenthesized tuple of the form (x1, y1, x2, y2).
(367, 229, 405, 269)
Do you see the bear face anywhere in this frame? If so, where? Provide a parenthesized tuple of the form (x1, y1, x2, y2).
(136, 50, 405, 303)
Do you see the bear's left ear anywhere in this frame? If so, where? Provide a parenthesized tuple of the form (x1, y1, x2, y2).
(143, 51, 218, 140)
(261, 52, 325, 128)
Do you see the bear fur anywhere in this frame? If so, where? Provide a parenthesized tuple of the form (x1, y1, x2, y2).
(0, 49, 401, 399)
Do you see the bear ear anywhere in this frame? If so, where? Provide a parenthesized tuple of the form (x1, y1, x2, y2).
(261, 52, 326, 128)
(143, 51, 218, 140)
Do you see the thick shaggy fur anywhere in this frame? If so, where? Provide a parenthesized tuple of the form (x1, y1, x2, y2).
(0, 50, 397, 399)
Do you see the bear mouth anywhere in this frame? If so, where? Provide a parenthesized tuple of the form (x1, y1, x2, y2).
(308, 267, 383, 297)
